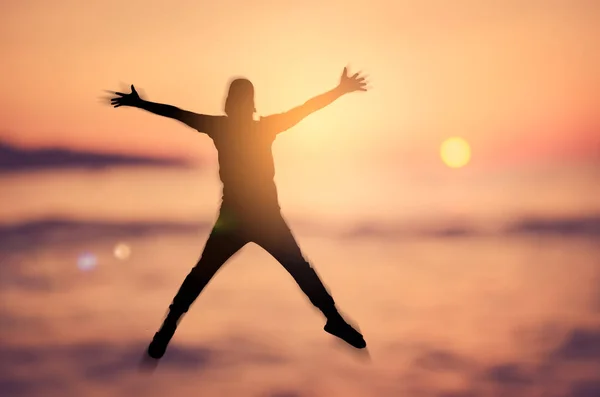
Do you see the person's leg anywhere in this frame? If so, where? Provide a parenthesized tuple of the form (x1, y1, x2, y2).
(169, 232, 247, 316)
(254, 215, 366, 349)
(148, 225, 248, 359)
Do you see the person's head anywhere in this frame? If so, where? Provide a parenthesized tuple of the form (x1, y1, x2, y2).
(224, 78, 256, 119)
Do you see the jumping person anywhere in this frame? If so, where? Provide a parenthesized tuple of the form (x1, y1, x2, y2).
(109, 67, 369, 359)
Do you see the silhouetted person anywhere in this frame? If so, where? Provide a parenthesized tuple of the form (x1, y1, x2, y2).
(109, 67, 369, 359)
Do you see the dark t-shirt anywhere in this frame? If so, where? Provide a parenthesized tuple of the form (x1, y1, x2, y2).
(190, 115, 281, 213)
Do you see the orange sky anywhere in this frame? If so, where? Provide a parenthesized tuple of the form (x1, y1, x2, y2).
(1, 1, 599, 227)
(1, 0, 598, 167)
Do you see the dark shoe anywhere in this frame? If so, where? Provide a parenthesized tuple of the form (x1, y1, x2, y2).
(147, 323, 177, 359)
(324, 318, 366, 349)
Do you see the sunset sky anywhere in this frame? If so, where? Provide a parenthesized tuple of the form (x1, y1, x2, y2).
(2, 0, 598, 159)
(2, 0, 599, 226)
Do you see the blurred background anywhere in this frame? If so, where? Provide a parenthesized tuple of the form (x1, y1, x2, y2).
(1, 1, 599, 396)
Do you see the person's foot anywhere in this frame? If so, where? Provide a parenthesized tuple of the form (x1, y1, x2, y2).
(324, 316, 366, 349)
(147, 322, 177, 359)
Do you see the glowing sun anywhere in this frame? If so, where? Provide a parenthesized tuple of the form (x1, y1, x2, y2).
(440, 137, 471, 168)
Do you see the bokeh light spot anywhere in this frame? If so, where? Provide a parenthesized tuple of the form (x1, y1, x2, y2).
(114, 243, 131, 260)
(77, 252, 97, 271)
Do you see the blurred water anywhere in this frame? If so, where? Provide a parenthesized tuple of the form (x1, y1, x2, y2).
(1, 166, 599, 396)
(0, 224, 598, 397)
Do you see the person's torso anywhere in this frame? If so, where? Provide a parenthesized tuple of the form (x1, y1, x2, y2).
(210, 118, 278, 209)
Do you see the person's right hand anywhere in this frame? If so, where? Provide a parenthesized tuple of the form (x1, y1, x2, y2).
(110, 85, 142, 108)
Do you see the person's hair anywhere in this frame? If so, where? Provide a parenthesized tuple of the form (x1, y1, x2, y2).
(224, 78, 255, 116)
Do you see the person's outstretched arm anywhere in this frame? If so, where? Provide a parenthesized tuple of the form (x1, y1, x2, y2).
(261, 67, 368, 135)
(109, 85, 220, 135)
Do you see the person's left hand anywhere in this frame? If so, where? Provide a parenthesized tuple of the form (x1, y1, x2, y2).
(338, 67, 368, 94)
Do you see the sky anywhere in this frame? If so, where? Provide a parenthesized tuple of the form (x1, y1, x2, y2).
(1, 0, 598, 159)
(1, 0, 599, 226)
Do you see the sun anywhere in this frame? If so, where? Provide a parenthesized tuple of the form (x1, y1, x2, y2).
(440, 137, 471, 168)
